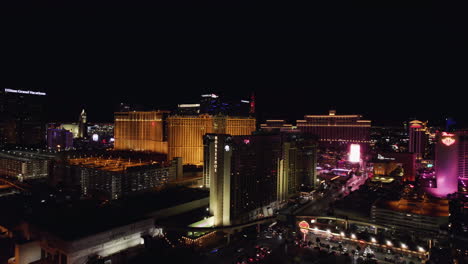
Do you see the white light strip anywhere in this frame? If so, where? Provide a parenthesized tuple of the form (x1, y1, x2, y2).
(5, 88, 46, 96)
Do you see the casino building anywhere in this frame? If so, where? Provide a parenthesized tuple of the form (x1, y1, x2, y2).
(114, 111, 255, 165)
(295, 110, 371, 146)
(114, 111, 170, 154)
(167, 115, 255, 165)
(424, 131, 468, 197)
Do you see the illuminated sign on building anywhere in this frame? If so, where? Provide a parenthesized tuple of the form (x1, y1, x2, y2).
(178, 104, 200, 108)
(201, 94, 218, 98)
(298, 220, 310, 234)
(298, 220, 309, 229)
(377, 154, 395, 161)
(349, 144, 361, 163)
(441, 132, 456, 146)
(4, 88, 46, 96)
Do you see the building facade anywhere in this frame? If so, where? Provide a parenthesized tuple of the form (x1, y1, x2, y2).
(295, 110, 371, 147)
(114, 111, 169, 154)
(47, 128, 73, 150)
(371, 198, 449, 235)
(408, 120, 429, 160)
(277, 132, 318, 202)
(0, 151, 50, 181)
(425, 132, 459, 197)
(114, 110, 255, 165)
(16, 218, 154, 264)
(167, 115, 255, 165)
(205, 132, 316, 226)
(77, 109, 87, 138)
(0, 88, 47, 147)
(63, 156, 181, 200)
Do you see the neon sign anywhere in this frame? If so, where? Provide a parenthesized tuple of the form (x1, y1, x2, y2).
(442, 137, 455, 146)
(4, 88, 46, 96)
(298, 221, 309, 234)
(441, 132, 456, 146)
(298, 220, 309, 229)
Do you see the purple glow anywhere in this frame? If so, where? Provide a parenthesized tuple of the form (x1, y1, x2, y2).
(426, 132, 458, 197)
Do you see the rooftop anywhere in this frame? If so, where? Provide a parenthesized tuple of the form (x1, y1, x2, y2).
(27, 186, 208, 241)
(68, 157, 160, 172)
(375, 198, 449, 217)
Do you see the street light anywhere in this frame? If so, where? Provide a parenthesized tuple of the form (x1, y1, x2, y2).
(386, 240, 393, 246)
(351, 234, 356, 239)
(340, 232, 345, 237)
(371, 237, 376, 243)
(401, 243, 407, 249)
(418, 246, 425, 252)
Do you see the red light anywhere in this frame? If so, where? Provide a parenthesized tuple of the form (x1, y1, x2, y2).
(298, 220, 309, 229)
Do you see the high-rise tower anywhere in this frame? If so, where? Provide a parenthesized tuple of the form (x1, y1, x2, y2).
(78, 109, 87, 138)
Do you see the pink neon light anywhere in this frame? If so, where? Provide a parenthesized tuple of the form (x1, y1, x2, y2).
(442, 137, 455, 146)
(349, 144, 360, 163)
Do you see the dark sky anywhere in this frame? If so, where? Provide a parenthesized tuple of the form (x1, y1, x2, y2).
(2, 1, 466, 127)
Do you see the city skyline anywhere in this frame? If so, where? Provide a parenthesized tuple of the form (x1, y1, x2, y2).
(1, 4, 467, 263)
(2, 86, 466, 128)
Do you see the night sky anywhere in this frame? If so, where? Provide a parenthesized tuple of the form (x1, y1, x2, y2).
(2, 1, 466, 127)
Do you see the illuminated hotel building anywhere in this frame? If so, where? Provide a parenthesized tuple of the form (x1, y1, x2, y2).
(205, 133, 281, 226)
(114, 111, 169, 154)
(204, 134, 232, 226)
(114, 110, 255, 165)
(295, 110, 371, 146)
(167, 115, 255, 165)
(426, 131, 459, 197)
(205, 132, 316, 226)
(65, 156, 181, 200)
(260, 120, 294, 132)
(0, 150, 50, 182)
(277, 132, 318, 202)
(408, 120, 429, 160)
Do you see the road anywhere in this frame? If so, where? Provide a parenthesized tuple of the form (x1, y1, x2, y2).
(201, 231, 285, 264)
(303, 229, 425, 264)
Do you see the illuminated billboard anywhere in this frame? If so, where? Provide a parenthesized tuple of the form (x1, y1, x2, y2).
(349, 144, 361, 163)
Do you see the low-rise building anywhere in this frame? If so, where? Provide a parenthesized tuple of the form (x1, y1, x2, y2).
(60, 156, 183, 200)
(371, 198, 449, 234)
(0, 151, 51, 181)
